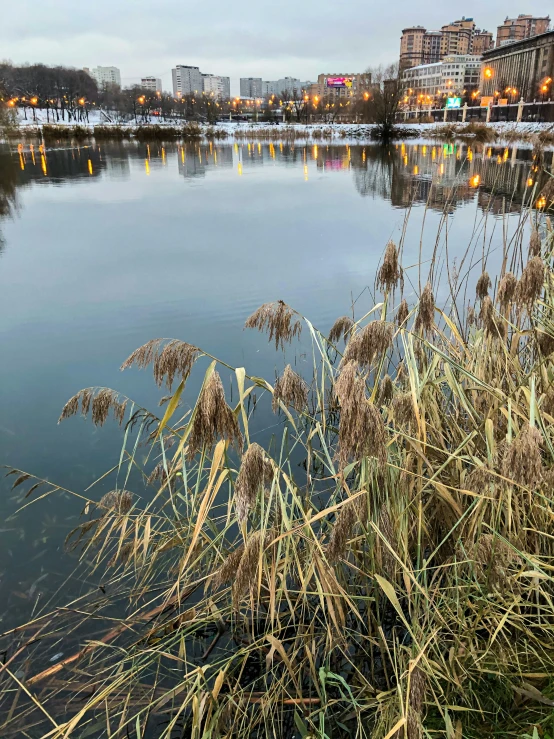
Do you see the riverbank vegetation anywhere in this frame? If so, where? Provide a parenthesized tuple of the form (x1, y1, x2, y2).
(2, 158, 554, 739)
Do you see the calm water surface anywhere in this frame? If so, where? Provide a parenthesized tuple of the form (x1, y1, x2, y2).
(0, 138, 545, 627)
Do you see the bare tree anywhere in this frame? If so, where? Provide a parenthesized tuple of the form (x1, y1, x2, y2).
(364, 63, 402, 139)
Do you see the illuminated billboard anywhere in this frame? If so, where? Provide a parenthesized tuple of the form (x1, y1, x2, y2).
(446, 97, 461, 109)
(325, 77, 353, 89)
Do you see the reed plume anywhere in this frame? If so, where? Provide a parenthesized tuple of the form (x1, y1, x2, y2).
(378, 374, 394, 406)
(99, 490, 132, 515)
(272, 365, 308, 413)
(496, 272, 517, 311)
(59, 388, 128, 426)
(245, 300, 302, 349)
(328, 315, 354, 344)
(342, 320, 393, 368)
(414, 283, 434, 334)
(334, 361, 387, 469)
(235, 443, 273, 522)
(147, 462, 170, 486)
(377, 241, 402, 293)
(515, 256, 545, 315)
(473, 533, 521, 591)
(212, 544, 245, 589)
(232, 530, 273, 603)
(121, 339, 200, 389)
(537, 330, 554, 357)
(503, 425, 543, 489)
(188, 370, 242, 459)
(327, 493, 367, 562)
(391, 392, 417, 429)
(396, 299, 409, 327)
(476, 271, 491, 300)
(529, 228, 541, 258)
(480, 295, 507, 340)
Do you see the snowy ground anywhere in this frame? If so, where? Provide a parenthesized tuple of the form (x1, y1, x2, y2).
(11, 108, 554, 141)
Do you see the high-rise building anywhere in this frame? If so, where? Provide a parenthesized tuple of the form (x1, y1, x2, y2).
(496, 15, 550, 47)
(141, 77, 162, 93)
(90, 66, 121, 88)
(240, 78, 263, 98)
(172, 65, 203, 97)
(400, 26, 428, 69)
(202, 74, 231, 99)
(400, 18, 493, 70)
(262, 78, 306, 97)
(440, 17, 475, 57)
(473, 29, 494, 55)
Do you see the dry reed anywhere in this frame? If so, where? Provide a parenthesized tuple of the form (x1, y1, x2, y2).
(476, 271, 491, 300)
(396, 299, 409, 327)
(414, 283, 434, 334)
(515, 256, 545, 315)
(377, 241, 402, 293)
(245, 300, 302, 349)
(497, 272, 517, 311)
(334, 361, 386, 469)
(342, 320, 393, 368)
(272, 365, 308, 413)
(503, 424, 543, 489)
(188, 370, 242, 459)
(121, 339, 200, 389)
(328, 315, 354, 344)
(59, 388, 128, 426)
(235, 444, 273, 522)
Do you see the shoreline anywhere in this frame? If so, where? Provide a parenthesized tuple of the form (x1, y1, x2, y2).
(3, 111, 554, 145)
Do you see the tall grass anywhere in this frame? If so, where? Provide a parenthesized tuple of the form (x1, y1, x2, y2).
(2, 171, 554, 738)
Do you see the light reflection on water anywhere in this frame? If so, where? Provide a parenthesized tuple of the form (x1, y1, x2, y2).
(0, 138, 549, 626)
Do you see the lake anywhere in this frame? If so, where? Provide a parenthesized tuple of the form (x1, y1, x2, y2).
(0, 137, 545, 630)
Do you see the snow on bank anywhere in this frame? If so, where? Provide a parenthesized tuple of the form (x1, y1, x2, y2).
(12, 108, 554, 141)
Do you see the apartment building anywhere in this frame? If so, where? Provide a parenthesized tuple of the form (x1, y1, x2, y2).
(202, 74, 231, 99)
(172, 65, 203, 97)
(240, 78, 263, 98)
(400, 17, 493, 69)
(496, 15, 550, 47)
(89, 66, 121, 88)
(141, 77, 162, 93)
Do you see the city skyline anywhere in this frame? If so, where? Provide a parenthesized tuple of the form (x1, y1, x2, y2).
(1, 1, 547, 95)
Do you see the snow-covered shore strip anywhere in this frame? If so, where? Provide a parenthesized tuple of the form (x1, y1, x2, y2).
(12, 109, 554, 141)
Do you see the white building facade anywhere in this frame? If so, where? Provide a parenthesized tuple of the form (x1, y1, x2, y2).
(202, 74, 231, 99)
(141, 77, 162, 93)
(90, 66, 121, 88)
(172, 65, 203, 97)
(402, 55, 481, 97)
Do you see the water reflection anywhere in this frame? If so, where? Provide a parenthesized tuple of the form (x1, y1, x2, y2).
(0, 135, 549, 637)
(3, 140, 552, 225)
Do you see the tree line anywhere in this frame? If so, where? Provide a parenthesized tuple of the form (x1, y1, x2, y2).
(0, 61, 402, 132)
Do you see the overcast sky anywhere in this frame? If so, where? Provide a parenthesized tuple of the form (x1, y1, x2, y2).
(0, 1, 544, 94)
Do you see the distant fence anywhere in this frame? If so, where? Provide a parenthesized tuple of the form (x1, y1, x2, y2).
(397, 100, 554, 125)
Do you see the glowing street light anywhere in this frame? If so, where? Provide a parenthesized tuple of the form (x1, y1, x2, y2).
(484, 67, 493, 79)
